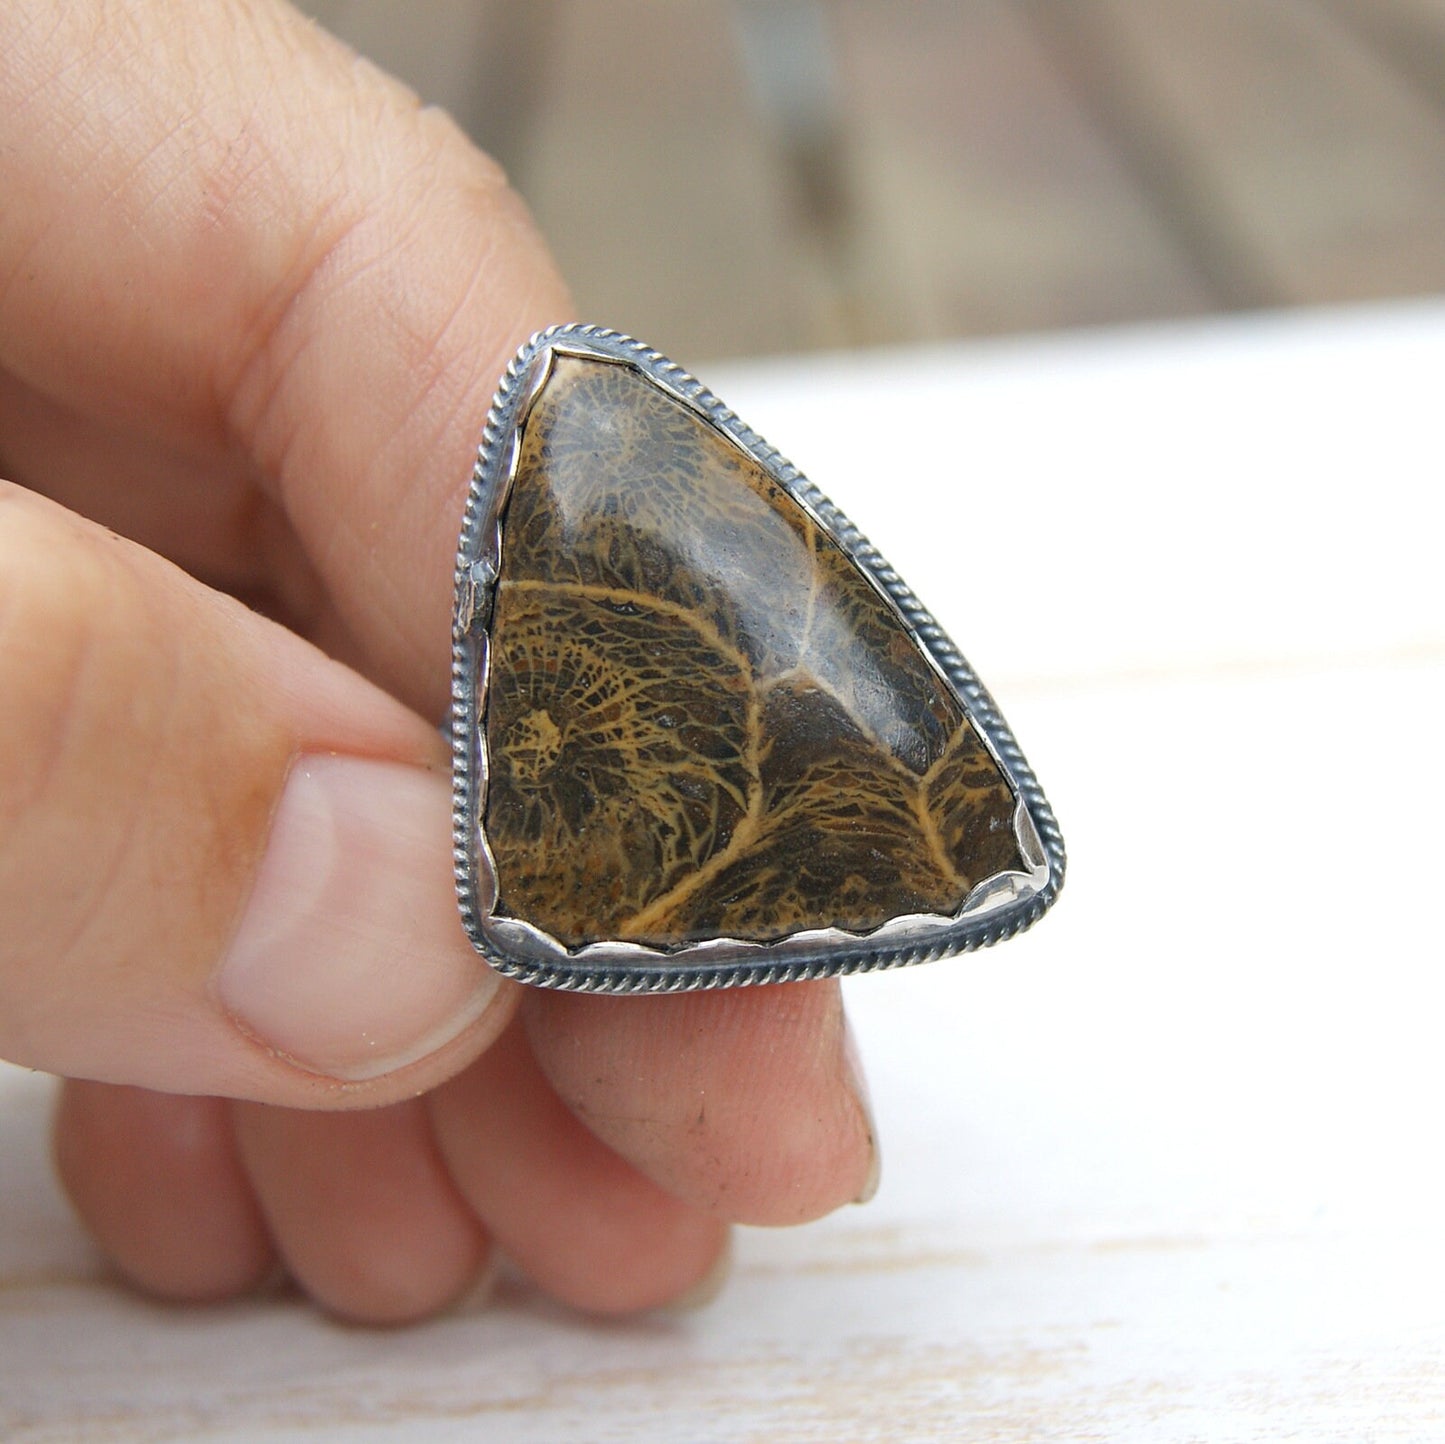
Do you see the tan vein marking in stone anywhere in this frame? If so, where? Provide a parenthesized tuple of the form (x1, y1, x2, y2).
(922, 732, 974, 788)
(911, 784, 970, 897)
(502, 576, 755, 683)
(615, 688, 766, 939)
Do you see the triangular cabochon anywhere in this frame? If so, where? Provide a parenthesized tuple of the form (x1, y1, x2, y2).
(483, 355, 1023, 950)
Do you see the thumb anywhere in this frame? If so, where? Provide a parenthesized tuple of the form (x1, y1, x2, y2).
(0, 484, 517, 1102)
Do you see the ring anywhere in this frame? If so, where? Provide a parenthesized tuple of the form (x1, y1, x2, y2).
(451, 325, 1064, 991)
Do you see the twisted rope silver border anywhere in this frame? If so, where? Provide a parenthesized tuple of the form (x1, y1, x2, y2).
(452, 325, 1065, 991)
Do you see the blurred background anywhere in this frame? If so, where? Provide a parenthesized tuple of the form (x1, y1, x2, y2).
(300, 0, 1445, 365)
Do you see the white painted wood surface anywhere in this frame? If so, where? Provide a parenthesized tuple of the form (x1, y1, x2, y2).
(3, 301, 1443, 1440)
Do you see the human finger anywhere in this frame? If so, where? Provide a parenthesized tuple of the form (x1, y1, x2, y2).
(428, 1018, 730, 1315)
(2, 3, 881, 1245)
(524, 982, 879, 1227)
(0, 0, 570, 716)
(52, 1080, 276, 1302)
(0, 483, 516, 1101)
(232, 1098, 488, 1325)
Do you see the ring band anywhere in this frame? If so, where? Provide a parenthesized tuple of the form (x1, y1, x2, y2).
(451, 325, 1064, 990)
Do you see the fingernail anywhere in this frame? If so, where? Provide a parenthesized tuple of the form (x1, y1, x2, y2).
(843, 1016, 881, 1204)
(217, 755, 503, 1082)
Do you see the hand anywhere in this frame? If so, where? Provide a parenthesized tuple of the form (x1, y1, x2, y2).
(0, 0, 876, 1323)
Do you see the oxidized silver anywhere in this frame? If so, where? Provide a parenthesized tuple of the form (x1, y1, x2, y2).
(451, 325, 1065, 991)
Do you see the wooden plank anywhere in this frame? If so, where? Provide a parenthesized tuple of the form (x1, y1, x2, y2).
(522, 0, 846, 363)
(833, 0, 1216, 339)
(305, 0, 1220, 352)
(1064, 0, 1445, 306)
(1020, 0, 1284, 310)
(282, 0, 1445, 352)
(1321, 0, 1445, 119)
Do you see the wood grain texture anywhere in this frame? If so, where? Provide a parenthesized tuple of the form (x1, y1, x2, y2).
(1063, 0, 1445, 305)
(523, 1, 847, 362)
(299, 0, 1445, 356)
(835, 0, 1216, 338)
(1323, 0, 1445, 118)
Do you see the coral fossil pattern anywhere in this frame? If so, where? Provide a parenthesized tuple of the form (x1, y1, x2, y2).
(483, 355, 1023, 949)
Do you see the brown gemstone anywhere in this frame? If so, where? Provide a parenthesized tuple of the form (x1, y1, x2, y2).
(482, 354, 1023, 949)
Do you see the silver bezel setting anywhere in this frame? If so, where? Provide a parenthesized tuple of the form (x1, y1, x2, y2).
(451, 325, 1065, 991)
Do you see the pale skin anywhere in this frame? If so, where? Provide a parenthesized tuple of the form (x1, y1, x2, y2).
(0, 1, 876, 1324)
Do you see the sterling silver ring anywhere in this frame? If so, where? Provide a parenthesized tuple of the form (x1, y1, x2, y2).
(451, 325, 1064, 991)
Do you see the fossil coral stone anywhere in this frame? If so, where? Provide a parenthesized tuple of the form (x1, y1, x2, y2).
(482, 355, 1023, 949)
